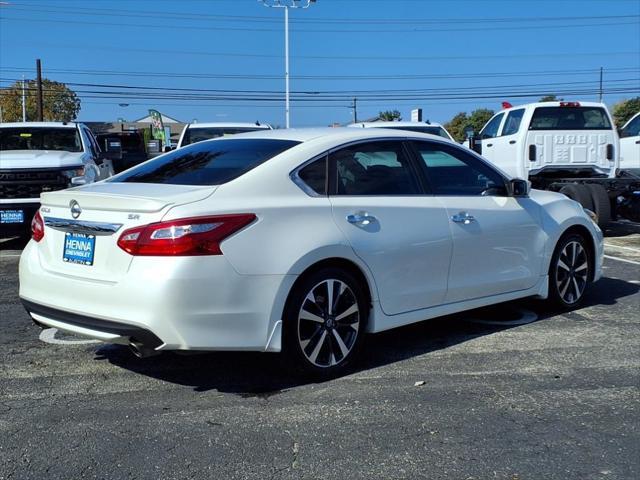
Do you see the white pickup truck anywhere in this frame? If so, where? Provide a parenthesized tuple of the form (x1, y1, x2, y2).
(619, 111, 640, 171)
(472, 101, 640, 225)
(0, 122, 114, 237)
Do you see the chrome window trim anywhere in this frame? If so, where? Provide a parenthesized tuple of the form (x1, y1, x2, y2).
(43, 217, 123, 236)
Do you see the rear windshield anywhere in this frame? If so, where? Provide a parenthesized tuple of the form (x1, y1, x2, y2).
(379, 125, 451, 139)
(182, 126, 267, 146)
(529, 107, 612, 131)
(112, 138, 300, 185)
(0, 127, 82, 152)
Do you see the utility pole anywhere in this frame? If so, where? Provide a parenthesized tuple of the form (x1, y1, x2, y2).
(22, 75, 26, 122)
(352, 97, 358, 123)
(258, 1, 317, 128)
(36, 59, 44, 122)
(599, 67, 603, 102)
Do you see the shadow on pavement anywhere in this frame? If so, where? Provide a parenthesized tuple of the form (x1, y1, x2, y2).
(0, 235, 30, 251)
(95, 276, 638, 396)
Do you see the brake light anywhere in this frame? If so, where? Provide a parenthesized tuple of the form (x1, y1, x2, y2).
(117, 214, 256, 256)
(559, 102, 581, 107)
(31, 211, 45, 242)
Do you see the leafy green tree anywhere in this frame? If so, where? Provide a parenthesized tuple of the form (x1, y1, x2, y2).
(468, 108, 495, 134)
(444, 112, 470, 142)
(612, 97, 640, 128)
(378, 110, 402, 121)
(539, 95, 563, 102)
(0, 78, 81, 122)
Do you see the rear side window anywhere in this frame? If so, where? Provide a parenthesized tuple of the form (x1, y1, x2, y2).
(501, 109, 525, 136)
(480, 113, 504, 139)
(330, 141, 420, 195)
(529, 107, 612, 130)
(113, 138, 300, 185)
(297, 157, 327, 195)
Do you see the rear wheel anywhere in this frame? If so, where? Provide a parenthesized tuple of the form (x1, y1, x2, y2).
(584, 183, 612, 228)
(283, 267, 368, 377)
(559, 184, 594, 211)
(548, 233, 592, 309)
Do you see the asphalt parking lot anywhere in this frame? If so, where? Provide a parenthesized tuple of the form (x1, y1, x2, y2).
(1, 222, 638, 480)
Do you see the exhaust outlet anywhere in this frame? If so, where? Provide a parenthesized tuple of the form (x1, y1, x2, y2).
(129, 340, 160, 358)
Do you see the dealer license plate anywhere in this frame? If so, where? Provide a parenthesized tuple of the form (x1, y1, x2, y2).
(63, 232, 96, 266)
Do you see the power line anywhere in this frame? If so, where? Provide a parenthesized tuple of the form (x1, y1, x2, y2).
(1, 15, 638, 33)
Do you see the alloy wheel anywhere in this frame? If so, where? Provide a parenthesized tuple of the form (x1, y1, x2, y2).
(297, 279, 360, 368)
(555, 240, 589, 304)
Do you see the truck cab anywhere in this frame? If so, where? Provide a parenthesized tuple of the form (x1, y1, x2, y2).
(477, 102, 619, 180)
(0, 122, 114, 237)
(619, 111, 640, 171)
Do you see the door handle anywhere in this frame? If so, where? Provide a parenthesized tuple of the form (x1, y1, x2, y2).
(635, 140, 640, 144)
(486, 143, 493, 147)
(347, 213, 376, 226)
(451, 212, 476, 224)
(509, 140, 516, 144)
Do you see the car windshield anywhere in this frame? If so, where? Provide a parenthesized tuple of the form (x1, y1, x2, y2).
(182, 126, 267, 146)
(0, 127, 82, 152)
(529, 107, 612, 130)
(378, 126, 451, 139)
(112, 138, 300, 185)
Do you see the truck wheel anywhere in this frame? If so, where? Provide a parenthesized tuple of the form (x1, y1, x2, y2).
(584, 183, 611, 228)
(559, 184, 594, 211)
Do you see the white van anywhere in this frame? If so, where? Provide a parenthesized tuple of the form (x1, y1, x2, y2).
(176, 122, 272, 149)
(619, 111, 640, 170)
(477, 101, 619, 179)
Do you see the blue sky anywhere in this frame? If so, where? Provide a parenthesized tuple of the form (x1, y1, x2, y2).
(1, 0, 639, 127)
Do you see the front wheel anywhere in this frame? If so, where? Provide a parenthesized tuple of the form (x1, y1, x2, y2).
(548, 233, 592, 309)
(282, 268, 368, 377)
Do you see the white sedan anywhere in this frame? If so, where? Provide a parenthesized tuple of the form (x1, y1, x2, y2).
(19, 128, 603, 376)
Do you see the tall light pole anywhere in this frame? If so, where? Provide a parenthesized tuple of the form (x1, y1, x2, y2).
(22, 75, 26, 122)
(258, 0, 316, 128)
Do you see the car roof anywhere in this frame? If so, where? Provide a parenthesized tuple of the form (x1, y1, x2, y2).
(348, 121, 445, 128)
(0, 121, 80, 128)
(186, 122, 271, 129)
(211, 127, 447, 143)
(499, 101, 608, 114)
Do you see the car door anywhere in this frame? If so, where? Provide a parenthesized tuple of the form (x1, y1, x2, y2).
(410, 140, 545, 304)
(494, 108, 526, 178)
(328, 140, 453, 316)
(619, 113, 640, 169)
(477, 111, 505, 163)
(82, 128, 114, 180)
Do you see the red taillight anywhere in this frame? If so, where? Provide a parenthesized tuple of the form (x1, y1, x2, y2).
(559, 102, 581, 107)
(31, 210, 45, 242)
(117, 214, 256, 256)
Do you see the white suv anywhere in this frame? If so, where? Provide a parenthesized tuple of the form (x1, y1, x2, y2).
(0, 122, 113, 236)
(176, 122, 272, 149)
(348, 121, 455, 142)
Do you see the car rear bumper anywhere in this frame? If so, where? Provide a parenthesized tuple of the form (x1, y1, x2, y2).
(19, 241, 295, 352)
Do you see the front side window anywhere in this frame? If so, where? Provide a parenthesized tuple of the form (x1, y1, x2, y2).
(182, 127, 266, 146)
(330, 141, 420, 195)
(501, 109, 525, 136)
(529, 107, 612, 130)
(113, 138, 300, 185)
(412, 141, 507, 196)
(621, 114, 640, 137)
(0, 127, 82, 152)
(479, 113, 504, 139)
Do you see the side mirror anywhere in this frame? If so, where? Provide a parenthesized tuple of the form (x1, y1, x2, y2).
(163, 146, 174, 153)
(510, 178, 529, 197)
(70, 176, 87, 186)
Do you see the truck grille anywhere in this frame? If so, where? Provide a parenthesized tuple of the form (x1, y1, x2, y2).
(0, 169, 69, 200)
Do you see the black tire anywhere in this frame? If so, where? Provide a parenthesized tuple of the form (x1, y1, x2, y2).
(282, 267, 368, 378)
(547, 233, 592, 310)
(559, 184, 594, 211)
(584, 183, 612, 228)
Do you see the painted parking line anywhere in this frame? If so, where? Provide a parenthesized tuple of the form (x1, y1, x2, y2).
(603, 255, 640, 266)
(604, 243, 640, 254)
